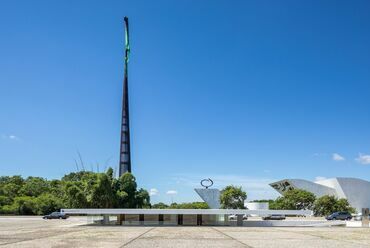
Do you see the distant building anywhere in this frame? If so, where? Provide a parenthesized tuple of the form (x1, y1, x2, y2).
(245, 202, 269, 211)
(270, 177, 370, 212)
(245, 202, 269, 216)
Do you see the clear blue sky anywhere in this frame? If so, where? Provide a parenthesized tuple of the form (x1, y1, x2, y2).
(1, 0, 370, 203)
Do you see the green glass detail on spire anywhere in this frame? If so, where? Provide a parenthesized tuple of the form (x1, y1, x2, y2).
(124, 17, 130, 63)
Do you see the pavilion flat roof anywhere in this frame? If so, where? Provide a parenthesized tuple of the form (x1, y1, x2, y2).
(61, 208, 312, 216)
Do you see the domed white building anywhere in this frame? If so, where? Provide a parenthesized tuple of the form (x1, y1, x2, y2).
(270, 177, 370, 213)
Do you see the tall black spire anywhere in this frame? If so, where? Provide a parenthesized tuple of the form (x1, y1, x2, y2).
(119, 16, 131, 176)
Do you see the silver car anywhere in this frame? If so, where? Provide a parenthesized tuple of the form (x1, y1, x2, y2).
(354, 214, 370, 221)
(262, 214, 286, 220)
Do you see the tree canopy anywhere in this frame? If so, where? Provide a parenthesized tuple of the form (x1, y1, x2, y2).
(313, 195, 355, 216)
(151, 202, 209, 209)
(267, 189, 356, 216)
(220, 185, 247, 209)
(269, 189, 316, 210)
(0, 169, 150, 215)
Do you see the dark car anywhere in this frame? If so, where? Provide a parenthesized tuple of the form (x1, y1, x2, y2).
(326, 211, 352, 221)
(262, 214, 286, 220)
(43, 212, 69, 219)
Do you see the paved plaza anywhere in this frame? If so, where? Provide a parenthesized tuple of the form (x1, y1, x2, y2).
(1, 216, 370, 247)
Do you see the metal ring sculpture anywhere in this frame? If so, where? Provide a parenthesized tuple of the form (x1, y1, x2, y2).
(200, 178, 214, 189)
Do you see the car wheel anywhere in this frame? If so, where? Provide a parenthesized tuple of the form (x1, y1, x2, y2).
(332, 217, 336, 220)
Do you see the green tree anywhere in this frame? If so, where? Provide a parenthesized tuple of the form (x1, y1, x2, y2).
(81, 173, 99, 203)
(336, 198, 356, 213)
(12, 196, 38, 215)
(169, 202, 209, 209)
(49, 180, 63, 198)
(61, 171, 95, 182)
(135, 188, 150, 208)
(106, 167, 114, 180)
(35, 194, 63, 215)
(0, 168, 151, 214)
(90, 173, 115, 208)
(116, 172, 138, 208)
(0, 196, 13, 214)
(0, 195, 12, 207)
(20, 177, 49, 197)
(270, 189, 316, 210)
(220, 185, 247, 209)
(0, 176, 24, 198)
(152, 202, 169, 209)
(250, 199, 274, 203)
(313, 195, 355, 216)
(63, 183, 88, 208)
(110, 172, 151, 208)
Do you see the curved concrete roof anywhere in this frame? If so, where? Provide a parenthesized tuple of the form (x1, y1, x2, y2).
(270, 177, 370, 212)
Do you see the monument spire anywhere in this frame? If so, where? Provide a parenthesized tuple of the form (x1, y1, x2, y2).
(119, 16, 131, 176)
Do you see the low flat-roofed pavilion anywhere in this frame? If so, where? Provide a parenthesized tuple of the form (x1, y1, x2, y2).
(61, 208, 312, 226)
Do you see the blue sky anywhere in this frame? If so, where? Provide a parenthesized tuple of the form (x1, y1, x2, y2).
(1, 0, 370, 203)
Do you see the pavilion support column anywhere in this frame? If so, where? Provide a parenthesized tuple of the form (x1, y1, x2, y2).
(362, 208, 369, 228)
(237, 215, 243, 226)
(224, 214, 229, 226)
(139, 214, 144, 225)
(103, 215, 109, 225)
(197, 214, 202, 226)
(177, 215, 183, 225)
(117, 214, 125, 225)
(159, 214, 164, 226)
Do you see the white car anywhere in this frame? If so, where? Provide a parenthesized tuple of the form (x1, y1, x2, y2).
(228, 214, 248, 220)
(228, 214, 237, 220)
(354, 214, 370, 221)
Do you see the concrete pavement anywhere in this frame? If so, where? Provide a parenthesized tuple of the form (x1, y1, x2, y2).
(1, 216, 370, 247)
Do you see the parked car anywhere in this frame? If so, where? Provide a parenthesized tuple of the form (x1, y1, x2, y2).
(228, 214, 237, 220)
(228, 214, 248, 220)
(325, 211, 352, 221)
(354, 214, 370, 221)
(262, 214, 286, 220)
(43, 212, 69, 219)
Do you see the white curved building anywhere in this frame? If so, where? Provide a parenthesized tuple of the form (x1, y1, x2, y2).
(270, 177, 370, 213)
(245, 202, 269, 211)
(245, 202, 269, 216)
